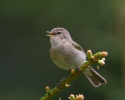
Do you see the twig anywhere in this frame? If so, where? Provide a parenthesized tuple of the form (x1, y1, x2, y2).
(40, 51, 108, 100)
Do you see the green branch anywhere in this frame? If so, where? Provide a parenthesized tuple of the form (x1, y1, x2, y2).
(40, 50, 108, 100)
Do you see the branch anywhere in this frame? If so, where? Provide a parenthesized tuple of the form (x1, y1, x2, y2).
(40, 50, 108, 100)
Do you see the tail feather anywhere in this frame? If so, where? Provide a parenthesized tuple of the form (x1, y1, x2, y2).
(84, 68, 107, 87)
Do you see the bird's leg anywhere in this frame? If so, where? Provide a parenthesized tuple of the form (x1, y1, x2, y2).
(76, 66, 81, 72)
(57, 69, 71, 88)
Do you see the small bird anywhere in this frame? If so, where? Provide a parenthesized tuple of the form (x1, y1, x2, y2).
(47, 27, 107, 87)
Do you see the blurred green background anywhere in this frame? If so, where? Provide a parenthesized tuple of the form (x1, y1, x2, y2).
(0, 0, 125, 100)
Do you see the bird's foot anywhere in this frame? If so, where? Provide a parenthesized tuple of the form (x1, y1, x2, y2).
(57, 77, 65, 88)
(76, 66, 81, 72)
(57, 70, 71, 88)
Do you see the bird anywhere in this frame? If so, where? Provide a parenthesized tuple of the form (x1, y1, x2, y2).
(46, 27, 107, 87)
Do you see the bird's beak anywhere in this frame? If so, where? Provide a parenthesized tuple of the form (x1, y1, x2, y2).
(46, 31, 54, 36)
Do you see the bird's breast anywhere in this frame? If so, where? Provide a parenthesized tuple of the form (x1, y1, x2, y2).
(50, 41, 86, 70)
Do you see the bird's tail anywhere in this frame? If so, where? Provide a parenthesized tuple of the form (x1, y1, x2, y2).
(84, 68, 107, 87)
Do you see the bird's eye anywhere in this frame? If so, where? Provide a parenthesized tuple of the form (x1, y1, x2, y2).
(57, 32, 61, 34)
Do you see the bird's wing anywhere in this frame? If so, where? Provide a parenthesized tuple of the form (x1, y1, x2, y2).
(71, 41, 84, 52)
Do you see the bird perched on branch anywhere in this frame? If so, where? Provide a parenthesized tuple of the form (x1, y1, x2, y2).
(47, 27, 107, 87)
